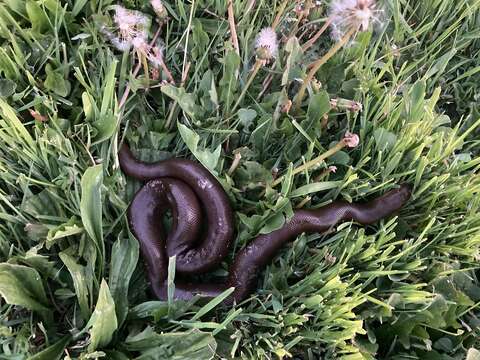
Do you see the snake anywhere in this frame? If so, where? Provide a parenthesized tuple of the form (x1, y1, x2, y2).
(119, 144, 411, 303)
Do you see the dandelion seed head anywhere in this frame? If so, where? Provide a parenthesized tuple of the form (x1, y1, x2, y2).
(114, 5, 147, 31)
(330, 23, 343, 41)
(108, 5, 149, 52)
(255, 27, 278, 60)
(151, 0, 168, 19)
(329, 0, 383, 39)
(111, 37, 132, 51)
(150, 0, 164, 11)
(132, 36, 149, 51)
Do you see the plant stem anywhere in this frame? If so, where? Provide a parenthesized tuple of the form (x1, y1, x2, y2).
(271, 141, 346, 187)
(118, 27, 163, 110)
(114, 27, 162, 170)
(272, 0, 290, 30)
(231, 60, 263, 113)
(227, 152, 242, 176)
(229, 0, 287, 114)
(227, 0, 240, 55)
(296, 196, 311, 209)
(157, 55, 175, 83)
(165, 102, 178, 130)
(182, 0, 196, 78)
(293, 27, 356, 112)
(165, 62, 191, 130)
(302, 17, 333, 51)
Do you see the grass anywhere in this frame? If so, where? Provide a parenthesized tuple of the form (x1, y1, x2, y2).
(0, 0, 479, 359)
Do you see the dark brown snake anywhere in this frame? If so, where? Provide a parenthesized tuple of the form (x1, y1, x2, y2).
(119, 144, 411, 303)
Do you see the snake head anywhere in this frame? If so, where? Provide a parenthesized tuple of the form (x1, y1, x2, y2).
(397, 183, 413, 205)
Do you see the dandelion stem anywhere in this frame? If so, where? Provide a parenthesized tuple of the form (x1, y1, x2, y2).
(182, 0, 196, 79)
(118, 26, 163, 110)
(140, 51, 150, 89)
(272, 0, 290, 30)
(231, 60, 263, 113)
(227, 0, 240, 55)
(288, 13, 305, 39)
(165, 62, 191, 130)
(293, 27, 356, 112)
(115, 26, 163, 170)
(302, 17, 333, 51)
(257, 72, 274, 100)
(165, 103, 178, 130)
(159, 59, 175, 83)
(271, 141, 347, 187)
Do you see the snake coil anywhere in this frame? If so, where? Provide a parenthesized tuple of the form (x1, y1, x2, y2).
(119, 144, 411, 303)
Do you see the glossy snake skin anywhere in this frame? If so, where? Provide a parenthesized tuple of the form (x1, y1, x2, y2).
(120, 144, 412, 302)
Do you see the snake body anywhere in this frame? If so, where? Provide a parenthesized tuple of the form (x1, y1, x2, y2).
(119, 144, 411, 302)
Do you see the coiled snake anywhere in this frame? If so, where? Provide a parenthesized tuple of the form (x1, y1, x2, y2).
(119, 144, 411, 303)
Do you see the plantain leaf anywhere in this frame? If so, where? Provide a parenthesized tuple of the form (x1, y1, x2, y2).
(307, 91, 331, 122)
(0, 78, 16, 97)
(219, 50, 240, 111)
(405, 80, 426, 122)
(0, 263, 49, 316)
(93, 60, 118, 144)
(29, 335, 71, 360)
(59, 252, 92, 320)
(3, 0, 27, 16)
(374, 128, 398, 151)
(282, 37, 303, 86)
(161, 85, 202, 118)
(46, 217, 83, 249)
(87, 279, 118, 351)
(14, 247, 55, 278)
(259, 212, 285, 234)
(0, 97, 35, 149)
(80, 165, 103, 250)
(26, 0, 49, 33)
(22, 188, 58, 217)
(44, 64, 71, 97)
(177, 122, 221, 174)
(109, 232, 139, 326)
